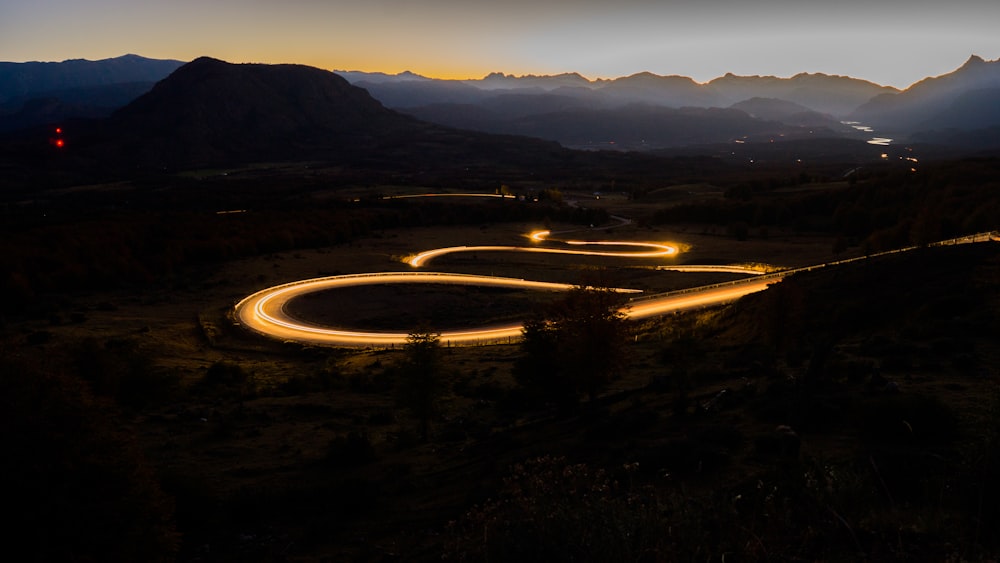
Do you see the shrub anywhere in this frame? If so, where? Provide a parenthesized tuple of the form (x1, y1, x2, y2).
(204, 360, 249, 386)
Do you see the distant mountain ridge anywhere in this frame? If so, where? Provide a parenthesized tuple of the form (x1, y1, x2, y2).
(341, 68, 896, 116)
(0, 54, 184, 102)
(0, 54, 184, 132)
(342, 56, 1000, 147)
(850, 55, 1000, 140)
(5, 53, 996, 150)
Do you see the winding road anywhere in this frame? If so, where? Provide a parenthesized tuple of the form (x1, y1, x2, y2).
(235, 207, 774, 347)
(233, 194, 996, 347)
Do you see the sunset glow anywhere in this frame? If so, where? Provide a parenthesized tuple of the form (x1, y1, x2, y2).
(3, 1, 998, 88)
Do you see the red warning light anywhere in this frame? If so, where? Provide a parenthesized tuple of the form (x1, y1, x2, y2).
(55, 139, 65, 148)
(55, 127, 62, 134)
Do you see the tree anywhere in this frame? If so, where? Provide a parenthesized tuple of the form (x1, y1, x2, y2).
(396, 329, 443, 441)
(516, 286, 631, 404)
(513, 315, 574, 408)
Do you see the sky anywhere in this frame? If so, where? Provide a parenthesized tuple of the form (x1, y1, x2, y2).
(2, 0, 998, 89)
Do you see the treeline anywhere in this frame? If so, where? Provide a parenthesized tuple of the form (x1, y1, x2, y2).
(649, 157, 1000, 249)
(1, 194, 605, 315)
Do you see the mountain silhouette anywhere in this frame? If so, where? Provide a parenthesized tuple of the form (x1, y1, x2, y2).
(0, 55, 184, 131)
(729, 97, 848, 130)
(339, 68, 900, 149)
(0, 54, 183, 103)
(100, 57, 425, 166)
(342, 68, 895, 118)
(13, 57, 609, 179)
(599, 72, 720, 108)
(850, 55, 1000, 137)
(706, 72, 896, 116)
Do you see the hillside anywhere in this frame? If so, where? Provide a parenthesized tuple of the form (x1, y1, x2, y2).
(850, 55, 1000, 138)
(4, 221, 997, 561)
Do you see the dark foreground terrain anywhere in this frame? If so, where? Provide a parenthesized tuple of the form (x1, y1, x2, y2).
(1, 148, 999, 561)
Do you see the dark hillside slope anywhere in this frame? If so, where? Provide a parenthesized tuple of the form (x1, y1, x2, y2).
(717, 243, 999, 368)
(106, 57, 416, 166)
(850, 55, 1000, 136)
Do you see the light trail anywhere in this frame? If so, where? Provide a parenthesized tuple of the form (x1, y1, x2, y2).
(628, 278, 775, 319)
(656, 265, 766, 275)
(235, 219, 761, 346)
(406, 230, 678, 267)
(234, 271, 769, 347)
(234, 188, 999, 348)
(383, 193, 512, 200)
(233, 202, 768, 347)
(235, 272, 639, 346)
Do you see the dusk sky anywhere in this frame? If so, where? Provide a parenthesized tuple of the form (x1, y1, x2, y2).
(2, 0, 998, 88)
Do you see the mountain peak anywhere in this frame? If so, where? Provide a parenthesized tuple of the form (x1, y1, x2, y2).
(186, 56, 229, 68)
(962, 54, 987, 69)
(397, 70, 427, 80)
(108, 57, 411, 166)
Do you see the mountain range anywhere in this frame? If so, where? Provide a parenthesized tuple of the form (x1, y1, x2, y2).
(2, 54, 999, 156)
(4, 57, 656, 185)
(343, 57, 1000, 149)
(850, 56, 1000, 138)
(0, 54, 184, 132)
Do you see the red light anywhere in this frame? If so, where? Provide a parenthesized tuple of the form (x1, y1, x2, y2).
(55, 139, 65, 148)
(55, 127, 62, 134)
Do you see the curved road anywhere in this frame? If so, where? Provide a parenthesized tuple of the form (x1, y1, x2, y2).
(235, 218, 777, 346)
(234, 193, 997, 347)
(235, 272, 641, 346)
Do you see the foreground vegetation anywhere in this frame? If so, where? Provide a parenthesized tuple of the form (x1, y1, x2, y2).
(1, 153, 998, 562)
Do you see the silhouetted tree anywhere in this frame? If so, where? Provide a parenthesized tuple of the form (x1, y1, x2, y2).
(396, 329, 443, 441)
(516, 286, 630, 404)
(513, 315, 574, 408)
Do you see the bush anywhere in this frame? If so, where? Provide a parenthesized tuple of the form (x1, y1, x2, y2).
(204, 360, 249, 386)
